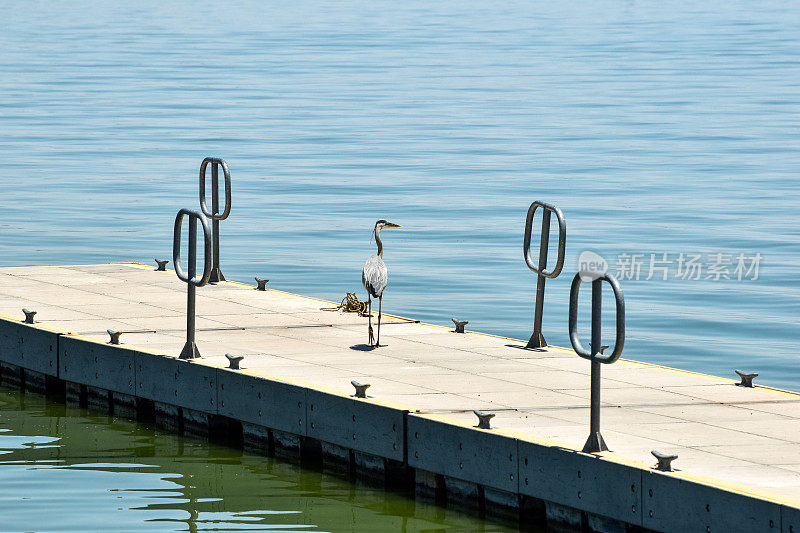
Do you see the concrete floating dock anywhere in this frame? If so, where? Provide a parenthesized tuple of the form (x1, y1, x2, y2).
(1, 262, 799, 532)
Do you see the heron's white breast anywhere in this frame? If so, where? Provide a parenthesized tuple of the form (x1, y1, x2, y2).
(362, 255, 388, 298)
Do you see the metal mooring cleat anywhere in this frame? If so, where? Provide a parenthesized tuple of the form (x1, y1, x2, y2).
(225, 353, 244, 370)
(474, 410, 495, 429)
(255, 277, 269, 291)
(589, 343, 609, 355)
(155, 259, 169, 271)
(107, 330, 122, 345)
(735, 370, 758, 388)
(452, 319, 468, 333)
(22, 309, 36, 324)
(652, 450, 678, 471)
(351, 380, 370, 398)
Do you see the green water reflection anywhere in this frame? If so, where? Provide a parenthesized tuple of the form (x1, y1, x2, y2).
(0, 385, 514, 532)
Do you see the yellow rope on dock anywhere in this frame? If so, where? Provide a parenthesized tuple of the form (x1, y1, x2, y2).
(321, 292, 370, 316)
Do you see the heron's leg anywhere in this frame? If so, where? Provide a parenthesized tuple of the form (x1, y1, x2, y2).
(376, 296, 383, 347)
(368, 296, 374, 346)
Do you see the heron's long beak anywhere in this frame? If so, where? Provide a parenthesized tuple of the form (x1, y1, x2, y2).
(385, 222, 402, 228)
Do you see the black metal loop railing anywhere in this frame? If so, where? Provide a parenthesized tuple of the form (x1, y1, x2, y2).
(199, 157, 231, 282)
(568, 271, 625, 453)
(523, 200, 566, 348)
(173, 208, 212, 359)
(568, 272, 625, 364)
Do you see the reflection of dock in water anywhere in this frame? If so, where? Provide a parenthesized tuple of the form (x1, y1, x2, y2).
(0, 389, 482, 532)
(1, 262, 799, 532)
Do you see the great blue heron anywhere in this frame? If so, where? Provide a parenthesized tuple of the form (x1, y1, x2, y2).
(362, 219, 401, 347)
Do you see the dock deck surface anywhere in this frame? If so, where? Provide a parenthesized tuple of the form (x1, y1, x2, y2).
(1, 262, 799, 501)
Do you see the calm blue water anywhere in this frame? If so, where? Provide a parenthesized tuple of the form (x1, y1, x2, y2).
(0, 1, 798, 393)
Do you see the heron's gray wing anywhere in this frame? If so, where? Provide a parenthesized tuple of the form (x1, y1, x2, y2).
(362, 255, 388, 298)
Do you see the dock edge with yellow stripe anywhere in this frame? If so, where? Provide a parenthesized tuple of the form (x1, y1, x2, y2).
(0, 263, 798, 533)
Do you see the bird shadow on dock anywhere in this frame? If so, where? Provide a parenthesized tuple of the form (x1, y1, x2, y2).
(350, 344, 378, 352)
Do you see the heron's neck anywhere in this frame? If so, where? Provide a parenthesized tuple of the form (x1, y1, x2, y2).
(374, 226, 383, 258)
